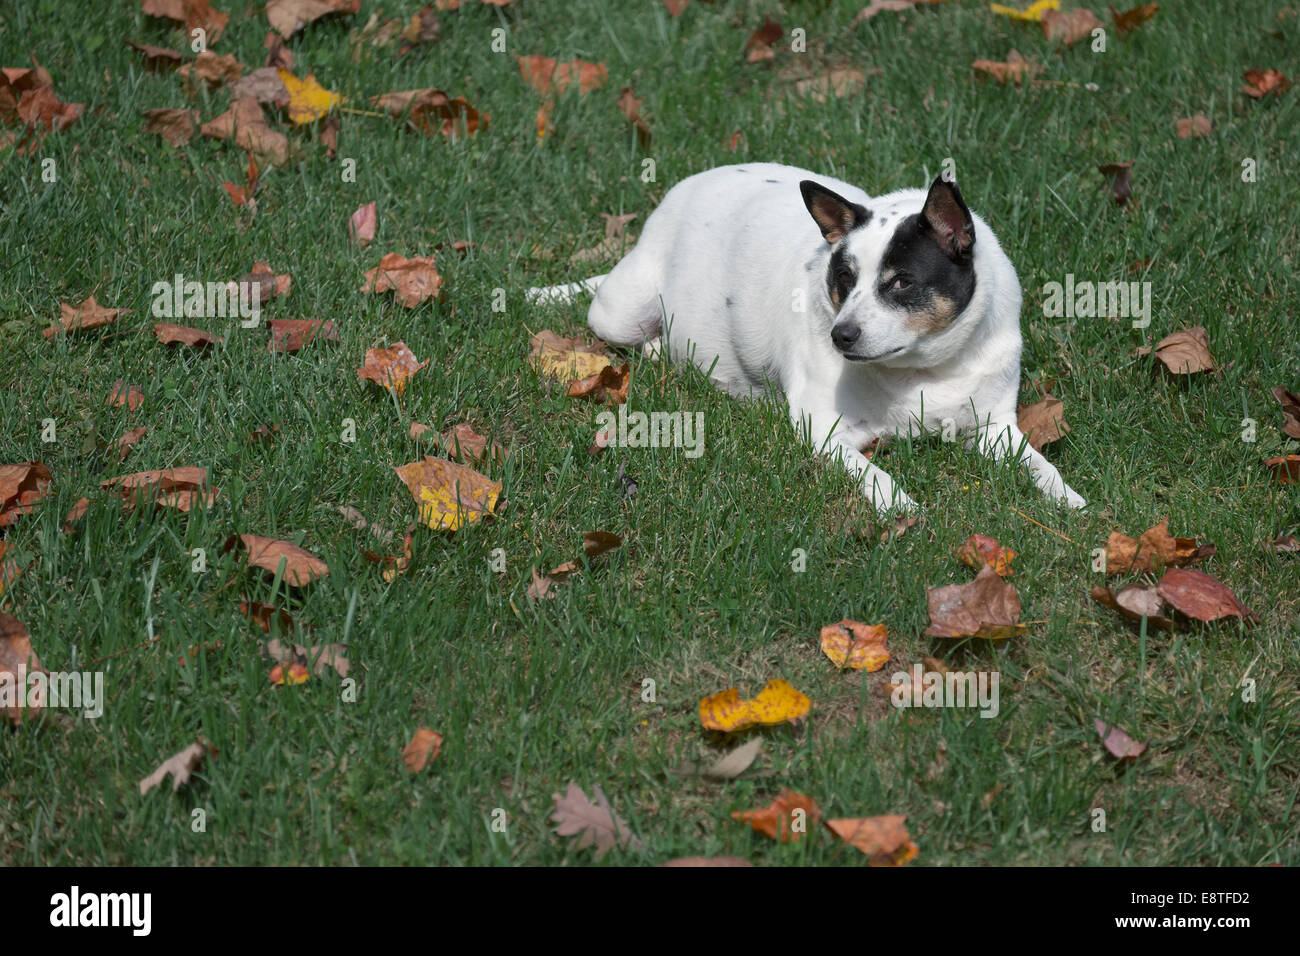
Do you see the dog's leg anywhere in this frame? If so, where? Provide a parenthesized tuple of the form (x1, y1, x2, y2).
(969, 418, 1086, 508)
(791, 401, 917, 515)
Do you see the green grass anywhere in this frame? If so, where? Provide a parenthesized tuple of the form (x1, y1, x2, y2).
(1, 0, 1297, 865)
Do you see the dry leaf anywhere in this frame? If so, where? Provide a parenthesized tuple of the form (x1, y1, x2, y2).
(1094, 719, 1146, 760)
(731, 788, 821, 843)
(1090, 584, 1176, 631)
(270, 661, 309, 684)
(349, 200, 376, 245)
(851, 1, 918, 26)
(102, 466, 217, 513)
(142, 107, 199, 146)
(517, 56, 608, 95)
(566, 363, 630, 404)
(705, 737, 762, 780)
(616, 86, 652, 148)
(226, 533, 329, 586)
(394, 456, 501, 530)
(267, 319, 337, 353)
(1017, 394, 1069, 450)
(1041, 8, 1102, 45)
(662, 0, 690, 16)
(139, 740, 209, 795)
(1110, 2, 1158, 38)
(436, 423, 506, 466)
(267, 0, 359, 39)
(1175, 114, 1211, 138)
(128, 41, 182, 72)
(551, 783, 642, 857)
(972, 50, 1043, 85)
(1241, 68, 1291, 99)
(238, 600, 297, 634)
(1265, 455, 1300, 485)
(154, 322, 223, 347)
(402, 726, 443, 772)
(824, 816, 919, 866)
(357, 342, 428, 394)
(527, 531, 623, 600)
(1098, 161, 1134, 207)
(179, 50, 242, 91)
(277, 69, 342, 123)
(699, 678, 811, 732)
(114, 427, 148, 462)
(0, 613, 43, 726)
(1138, 325, 1215, 374)
(1156, 567, 1256, 623)
(45, 296, 129, 339)
(659, 856, 753, 867)
(243, 260, 292, 301)
(1269, 385, 1300, 439)
(1267, 535, 1299, 554)
(570, 212, 638, 264)
(819, 619, 890, 671)
(263, 637, 350, 678)
(1103, 518, 1215, 574)
(925, 564, 1025, 639)
(361, 253, 442, 308)
(744, 18, 782, 62)
(371, 88, 485, 136)
(528, 330, 611, 381)
(228, 67, 291, 106)
(955, 533, 1017, 577)
(200, 97, 289, 165)
(0, 462, 52, 527)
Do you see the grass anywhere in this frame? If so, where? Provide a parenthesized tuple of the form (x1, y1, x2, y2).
(0, 0, 1297, 865)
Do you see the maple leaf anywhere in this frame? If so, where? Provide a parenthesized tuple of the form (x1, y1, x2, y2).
(371, 88, 485, 137)
(972, 50, 1043, 85)
(819, 619, 890, 671)
(142, 107, 199, 146)
(1270, 385, 1300, 439)
(229, 67, 291, 106)
(517, 56, 608, 95)
(705, 737, 763, 780)
(567, 363, 630, 404)
(1017, 393, 1069, 450)
(357, 342, 429, 394)
(434, 423, 507, 466)
(1110, 2, 1158, 38)
(179, 50, 243, 92)
(529, 331, 611, 382)
(102, 467, 217, 513)
(527, 530, 623, 600)
(1241, 68, 1291, 99)
(45, 296, 130, 339)
(551, 783, 642, 858)
(1156, 567, 1256, 623)
(139, 740, 210, 795)
(361, 254, 442, 308)
(200, 98, 290, 165)
(394, 456, 501, 531)
(1102, 518, 1215, 574)
(267, 319, 337, 353)
(699, 678, 811, 732)
(266, 0, 359, 39)
(154, 322, 224, 347)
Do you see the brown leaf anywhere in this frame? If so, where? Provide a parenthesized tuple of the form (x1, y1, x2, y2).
(528, 531, 623, 600)
(393, 456, 501, 530)
(228, 67, 291, 106)
(362, 522, 413, 582)
(0, 462, 52, 527)
(267, 319, 337, 353)
(1016, 394, 1069, 450)
(402, 726, 443, 772)
(264, 31, 294, 69)
(249, 423, 280, 444)
(731, 788, 821, 843)
(243, 260, 292, 302)
(1094, 719, 1147, 760)
(45, 296, 130, 339)
(397, 3, 441, 57)
(139, 740, 210, 794)
(662, 0, 690, 15)
(349, 200, 376, 245)
(361, 253, 442, 308)
(566, 363, 630, 404)
(1103, 518, 1215, 574)
(128, 41, 182, 71)
(107, 380, 144, 411)
(1156, 567, 1256, 623)
(851, 1, 918, 26)
(319, 113, 339, 156)
(142, 107, 199, 146)
(199, 97, 289, 165)
(1138, 325, 1215, 374)
(1270, 385, 1300, 439)
(0, 613, 44, 726)
(62, 497, 89, 533)
(267, 0, 359, 39)
(1241, 68, 1290, 99)
(357, 341, 428, 394)
(704, 737, 763, 780)
(517, 56, 608, 95)
(371, 88, 485, 136)
(436, 423, 506, 466)
(551, 783, 642, 857)
(102, 466, 217, 513)
(616, 86, 652, 148)
(0, 59, 53, 125)
(744, 17, 782, 62)
(1175, 114, 1212, 138)
(880, 514, 921, 542)
(1090, 583, 1176, 631)
(955, 533, 1016, 577)
(1268, 535, 1299, 554)
(925, 564, 1025, 639)
(972, 50, 1043, 85)
(15, 83, 83, 132)
(1041, 8, 1102, 45)
(824, 816, 919, 866)
(238, 600, 297, 634)
(114, 427, 148, 462)
(1264, 455, 1300, 485)
(1098, 161, 1134, 207)
(528, 330, 611, 380)
(154, 322, 223, 347)
(180, 50, 243, 91)
(262, 636, 349, 678)
(226, 533, 329, 586)
(1110, 2, 1158, 38)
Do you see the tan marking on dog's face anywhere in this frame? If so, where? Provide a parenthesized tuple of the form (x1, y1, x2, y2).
(905, 295, 959, 335)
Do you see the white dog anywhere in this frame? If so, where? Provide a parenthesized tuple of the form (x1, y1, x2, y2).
(528, 163, 1084, 514)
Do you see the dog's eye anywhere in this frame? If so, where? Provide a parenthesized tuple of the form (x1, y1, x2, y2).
(889, 275, 912, 292)
(836, 268, 854, 286)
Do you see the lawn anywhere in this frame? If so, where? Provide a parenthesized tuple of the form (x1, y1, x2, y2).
(0, 0, 1296, 866)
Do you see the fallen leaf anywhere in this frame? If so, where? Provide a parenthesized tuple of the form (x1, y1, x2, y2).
(1268, 535, 1299, 554)
(361, 253, 442, 308)
(238, 600, 297, 634)
(990, 1, 1059, 22)
(570, 212, 638, 264)
(402, 726, 443, 772)
(264, 31, 294, 69)
(396, 4, 442, 57)
(731, 789, 821, 843)
(62, 497, 89, 532)
(819, 619, 890, 671)
(228, 67, 291, 106)
(1041, 8, 1102, 45)
(0, 60, 53, 125)
(1017, 394, 1070, 450)
(1098, 161, 1134, 206)
(1241, 68, 1291, 99)
(851, 0, 918, 26)
(357, 342, 429, 394)
(114, 427, 148, 462)
(362, 522, 414, 582)
(662, 0, 690, 15)
(142, 107, 199, 146)
(699, 678, 811, 732)
(793, 67, 867, 102)
(15, 82, 83, 131)
(517, 56, 608, 95)
(1175, 114, 1211, 138)
(139, 740, 209, 795)
(269, 661, 310, 684)
(616, 86, 652, 148)
(956, 533, 1017, 577)
(371, 88, 485, 136)
(1090, 583, 1176, 630)
(102, 467, 217, 513)
(744, 17, 782, 62)
(1103, 518, 1215, 574)
(267, 319, 338, 353)
(200, 97, 289, 165)
(1138, 325, 1215, 374)
(128, 41, 182, 71)
(349, 200, 376, 245)
(1110, 2, 1158, 38)
(705, 737, 763, 780)
(243, 260, 292, 302)
(263, 637, 350, 678)
(179, 50, 242, 90)
(824, 816, 919, 865)
(436, 423, 506, 466)
(0, 462, 52, 527)
(45, 296, 130, 339)
(249, 423, 280, 444)
(972, 50, 1043, 85)
(1270, 385, 1300, 439)
(267, 0, 359, 39)
(394, 456, 501, 531)
(154, 322, 223, 347)
(566, 363, 630, 404)
(527, 530, 623, 600)
(0, 613, 43, 726)
(107, 381, 144, 411)
(1265, 455, 1300, 485)
(528, 330, 611, 381)
(277, 68, 342, 123)
(880, 514, 921, 542)
(226, 534, 329, 586)
(551, 783, 642, 857)
(925, 564, 1025, 639)
(1156, 567, 1256, 623)
(1094, 719, 1146, 759)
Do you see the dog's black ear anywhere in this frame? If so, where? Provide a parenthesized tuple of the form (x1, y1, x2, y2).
(800, 180, 868, 243)
(920, 176, 975, 258)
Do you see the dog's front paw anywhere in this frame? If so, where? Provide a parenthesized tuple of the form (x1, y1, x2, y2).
(1059, 485, 1086, 509)
(866, 482, 918, 517)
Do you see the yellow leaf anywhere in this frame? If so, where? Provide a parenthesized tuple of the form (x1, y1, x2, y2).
(699, 678, 811, 732)
(395, 457, 501, 532)
(277, 69, 342, 124)
(989, 0, 1059, 21)
(819, 619, 890, 671)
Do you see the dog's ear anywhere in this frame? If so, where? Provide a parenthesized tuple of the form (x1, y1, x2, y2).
(920, 176, 975, 258)
(800, 180, 868, 243)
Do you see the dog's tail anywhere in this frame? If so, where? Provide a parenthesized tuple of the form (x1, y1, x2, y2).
(525, 273, 608, 305)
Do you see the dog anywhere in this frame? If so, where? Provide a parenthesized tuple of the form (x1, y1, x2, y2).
(527, 163, 1084, 514)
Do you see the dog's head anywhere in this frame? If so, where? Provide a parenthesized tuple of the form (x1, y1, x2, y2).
(800, 176, 981, 368)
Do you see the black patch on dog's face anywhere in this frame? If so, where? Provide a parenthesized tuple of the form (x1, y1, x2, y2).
(826, 245, 857, 311)
(877, 213, 976, 331)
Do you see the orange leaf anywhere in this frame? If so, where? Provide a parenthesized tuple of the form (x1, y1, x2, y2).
(819, 619, 890, 671)
(731, 788, 821, 843)
(955, 533, 1017, 577)
(825, 816, 919, 865)
(357, 341, 429, 394)
(403, 726, 443, 772)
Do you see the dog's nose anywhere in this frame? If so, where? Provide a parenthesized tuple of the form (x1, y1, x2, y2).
(831, 322, 861, 350)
